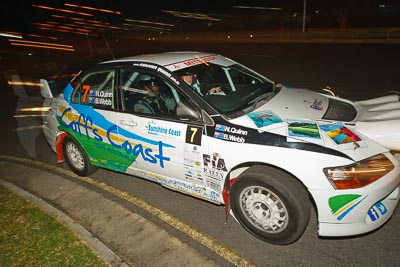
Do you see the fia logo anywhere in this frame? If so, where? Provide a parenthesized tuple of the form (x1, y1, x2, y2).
(203, 153, 227, 171)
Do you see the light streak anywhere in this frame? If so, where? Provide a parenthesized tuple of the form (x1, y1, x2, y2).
(124, 19, 174, 27)
(52, 14, 110, 26)
(10, 43, 75, 52)
(13, 114, 46, 118)
(162, 10, 221, 21)
(123, 23, 172, 32)
(8, 81, 42, 86)
(233, 6, 283, 11)
(36, 27, 99, 36)
(9, 39, 74, 49)
(64, 3, 121, 15)
(32, 4, 93, 17)
(0, 32, 22, 38)
(18, 107, 51, 112)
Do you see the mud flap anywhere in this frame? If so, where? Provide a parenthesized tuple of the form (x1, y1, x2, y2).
(56, 132, 68, 163)
(222, 177, 231, 223)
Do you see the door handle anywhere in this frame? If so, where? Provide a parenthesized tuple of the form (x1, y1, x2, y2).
(120, 120, 137, 127)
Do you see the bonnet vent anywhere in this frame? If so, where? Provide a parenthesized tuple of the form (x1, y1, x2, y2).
(322, 98, 357, 122)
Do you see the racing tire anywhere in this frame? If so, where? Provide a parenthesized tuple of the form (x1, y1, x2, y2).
(230, 166, 311, 245)
(63, 136, 98, 177)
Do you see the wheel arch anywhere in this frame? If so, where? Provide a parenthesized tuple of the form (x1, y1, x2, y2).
(226, 161, 310, 196)
(55, 131, 94, 166)
(223, 161, 317, 214)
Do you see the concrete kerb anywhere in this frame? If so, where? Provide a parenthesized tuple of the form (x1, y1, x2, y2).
(0, 160, 221, 267)
(0, 179, 128, 267)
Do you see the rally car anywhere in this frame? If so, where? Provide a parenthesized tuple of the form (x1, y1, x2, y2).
(40, 51, 400, 245)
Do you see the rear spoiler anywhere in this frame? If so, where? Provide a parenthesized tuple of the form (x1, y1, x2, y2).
(40, 79, 53, 98)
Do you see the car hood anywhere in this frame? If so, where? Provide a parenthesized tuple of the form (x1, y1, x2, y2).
(257, 86, 400, 122)
(259, 87, 332, 120)
(225, 87, 396, 159)
(238, 86, 400, 151)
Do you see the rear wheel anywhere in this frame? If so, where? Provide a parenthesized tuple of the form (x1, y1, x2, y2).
(230, 166, 311, 245)
(63, 136, 98, 176)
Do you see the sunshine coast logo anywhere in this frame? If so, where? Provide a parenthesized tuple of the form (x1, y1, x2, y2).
(146, 121, 181, 137)
(328, 194, 367, 221)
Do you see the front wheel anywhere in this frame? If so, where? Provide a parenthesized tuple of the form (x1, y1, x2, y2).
(63, 136, 98, 177)
(230, 166, 311, 245)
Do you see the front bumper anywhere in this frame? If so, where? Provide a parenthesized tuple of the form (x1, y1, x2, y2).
(311, 161, 400, 237)
(318, 185, 400, 236)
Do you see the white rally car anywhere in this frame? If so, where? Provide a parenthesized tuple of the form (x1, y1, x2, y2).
(40, 51, 400, 245)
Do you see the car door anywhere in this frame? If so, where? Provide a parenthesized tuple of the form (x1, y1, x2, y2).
(115, 67, 209, 189)
(61, 67, 122, 169)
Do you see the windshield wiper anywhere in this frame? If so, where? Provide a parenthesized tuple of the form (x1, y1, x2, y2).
(248, 92, 274, 111)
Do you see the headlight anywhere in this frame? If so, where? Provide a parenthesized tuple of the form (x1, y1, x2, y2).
(323, 154, 394, 189)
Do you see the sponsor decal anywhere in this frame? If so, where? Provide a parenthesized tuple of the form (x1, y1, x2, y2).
(207, 178, 222, 192)
(133, 62, 158, 70)
(146, 121, 181, 137)
(183, 56, 218, 67)
(320, 122, 361, 145)
(183, 144, 202, 169)
(184, 166, 205, 186)
(248, 110, 283, 128)
(214, 132, 245, 143)
(184, 144, 200, 154)
(203, 153, 227, 181)
(367, 202, 388, 222)
(329, 194, 367, 220)
(85, 89, 113, 106)
(163, 178, 219, 202)
(89, 97, 112, 106)
(131, 63, 180, 85)
(166, 56, 218, 71)
(287, 120, 321, 139)
(310, 99, 323, 110)
(215, 124, 248, 135)
(183, 157, 202, 167)
(59, 107, 174, 168)
(156, 67, 180, 85)
(183, 157, 195, 166)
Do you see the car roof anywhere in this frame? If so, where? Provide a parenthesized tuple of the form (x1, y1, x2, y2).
(103, 51, 224, 67)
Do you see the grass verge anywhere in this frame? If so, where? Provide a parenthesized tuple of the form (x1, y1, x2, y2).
(0, 185, 109, 267)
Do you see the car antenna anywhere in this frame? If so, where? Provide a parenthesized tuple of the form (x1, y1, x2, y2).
(99, 29, 115, 60)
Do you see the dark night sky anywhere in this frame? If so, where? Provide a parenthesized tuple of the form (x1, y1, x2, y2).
(0, 1, 399, 33)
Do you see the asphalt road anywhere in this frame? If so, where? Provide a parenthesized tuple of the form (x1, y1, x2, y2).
(1, 42, 400, 266)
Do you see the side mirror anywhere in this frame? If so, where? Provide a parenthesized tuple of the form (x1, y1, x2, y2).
(176, 100, 200, 121)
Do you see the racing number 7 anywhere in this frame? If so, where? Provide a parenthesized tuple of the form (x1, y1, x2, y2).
(190, 127, 197, 143)
(82, 84, 91, 103)
(185, 125, 202, 145)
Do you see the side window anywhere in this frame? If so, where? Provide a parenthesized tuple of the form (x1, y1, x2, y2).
(71, 70, 115, 109)
(120, 69, 178, 118)
(120, 68, 200, 121)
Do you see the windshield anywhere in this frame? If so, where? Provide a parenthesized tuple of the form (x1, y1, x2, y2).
(174, 63, 275, 116)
